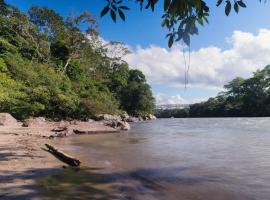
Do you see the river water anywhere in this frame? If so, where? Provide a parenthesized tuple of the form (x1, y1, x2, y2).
(39, 118, 270, 200)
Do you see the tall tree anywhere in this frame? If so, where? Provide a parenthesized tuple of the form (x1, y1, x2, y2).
(121, 69, 155, 115)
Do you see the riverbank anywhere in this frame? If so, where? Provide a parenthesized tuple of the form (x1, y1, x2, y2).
(0, 113, 157, 199)
(0, 118, 118, 199)
(0, 113, 157, 138)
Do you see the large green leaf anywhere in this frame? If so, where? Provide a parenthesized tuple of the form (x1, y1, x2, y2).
(225, 1, 232, 16)
(100, 5, 110, 17)
(118, 9, 125, 21)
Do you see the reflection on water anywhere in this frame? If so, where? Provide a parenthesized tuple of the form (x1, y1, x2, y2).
(38, 118, 270, 200)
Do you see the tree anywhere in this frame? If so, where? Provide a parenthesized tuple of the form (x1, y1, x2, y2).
(121, 69, 155, 115)
(0, 2, 155, 119)
(61, 12, 99, 73)
(28, 6, 66, 41)
(128, 69, 146, 83)
(224, 77, 245, 97)
(101, 0, 266, 47)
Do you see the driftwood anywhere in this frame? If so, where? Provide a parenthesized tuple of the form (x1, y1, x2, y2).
(45, 143, 81, 167)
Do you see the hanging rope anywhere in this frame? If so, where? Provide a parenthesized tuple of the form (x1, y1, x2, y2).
(182, 42, 187, 89)
(182, 43, 191, 89)
(187, 45, 191, 85)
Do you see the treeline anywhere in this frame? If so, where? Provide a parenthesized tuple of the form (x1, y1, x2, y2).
(156, 65, 270, 118)
(0, 1, 155, 119)
(155, 108, 189, 118)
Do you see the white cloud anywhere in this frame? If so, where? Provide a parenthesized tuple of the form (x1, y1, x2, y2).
(124, 29, 270, 88)
(155, 93, 207, 105)
(155, 93, 188, 105)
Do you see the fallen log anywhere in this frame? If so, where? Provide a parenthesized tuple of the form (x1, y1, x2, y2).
(44, 143, 81, 167)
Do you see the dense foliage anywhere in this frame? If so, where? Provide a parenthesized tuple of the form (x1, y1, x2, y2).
(156, 65, 270, 118)
(155, 108, 189, 118)
(101, 0, 265, 47)
(0, 2, 155, 119)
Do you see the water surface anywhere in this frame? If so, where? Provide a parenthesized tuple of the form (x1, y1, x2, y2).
(39, 118, 270, 200)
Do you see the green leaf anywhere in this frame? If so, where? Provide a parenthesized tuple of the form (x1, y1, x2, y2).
(161, 19, 169, 27)
(118, 9, 125, 21)
(216, 0, 223, 6)
(237, 0, 247, 8)
(203, 15, 209, 24)
(119, 6, 130, 10)
(193, 0, 202, 9)
(164, 0, 170, 11)
(115, 0, 122, 4)
(198, 18, 204, 26)
(168, 35, 174, 48)
(100, 5, 110, 17)
(110, 9, 116, 22)
(112, 4, 117, 11)
(234, 2, 239, 13)
(150, 2, 155, 11)
(161, 19, 166, 27)
(225, 1, 231, 16)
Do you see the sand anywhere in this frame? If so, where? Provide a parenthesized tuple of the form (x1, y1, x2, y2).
(0, 122, 119, 199)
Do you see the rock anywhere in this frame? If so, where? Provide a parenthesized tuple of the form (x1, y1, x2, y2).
(117, 121, 130, 130)
(51, 128, 74, 137)
(51, 127, 67, 132)
(58, 120, 71, 127)
(22, 117, 47, 127)
(137, 114, 157, 121)
(120, 112, 130, 121)
(0, 113, 18, 126)
(138, 116, 143, 121)
(69, 120, 79, 125)
(103, 119, 130, 131)
(50, 121, 119, 137)
(102, 120, 117, 128)
(127, 117, 139, 122)
(148, 114, 157, 120)
(87, 119, 94, 123)
(142, 115, 149, 120)
(96, 114, 121, 121)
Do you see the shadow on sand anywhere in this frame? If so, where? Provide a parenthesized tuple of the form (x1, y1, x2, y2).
(0, 165, 223, 200)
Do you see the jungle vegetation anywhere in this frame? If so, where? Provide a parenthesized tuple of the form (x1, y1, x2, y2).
(0, 1, 155, 119)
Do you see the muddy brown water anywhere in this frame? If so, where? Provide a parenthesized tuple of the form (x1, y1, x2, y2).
(37, 118, 270, 200)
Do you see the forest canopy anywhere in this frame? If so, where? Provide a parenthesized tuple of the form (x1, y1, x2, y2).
(0, 1, 155, 119)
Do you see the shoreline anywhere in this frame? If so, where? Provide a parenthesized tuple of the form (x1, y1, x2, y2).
(0, 124, 120, 199)
(0, 113, 156, 199)
(0, 115, 119, 199)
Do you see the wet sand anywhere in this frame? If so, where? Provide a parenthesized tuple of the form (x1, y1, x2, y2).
(0, 132, 59, 199)
(0, 123, 119, 200)
(0, 127, 170, 200)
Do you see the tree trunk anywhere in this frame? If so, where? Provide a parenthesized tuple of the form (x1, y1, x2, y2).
(45, 143, 81, 167)
(63, 57, 71, 73)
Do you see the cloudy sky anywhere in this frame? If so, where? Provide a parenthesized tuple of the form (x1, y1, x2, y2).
(7, 0, 270, 105)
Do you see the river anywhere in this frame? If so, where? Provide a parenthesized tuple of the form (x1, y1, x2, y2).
(38, 118, 270, 200)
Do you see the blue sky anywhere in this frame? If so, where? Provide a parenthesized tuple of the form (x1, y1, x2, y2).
(6, 0, 270, 104)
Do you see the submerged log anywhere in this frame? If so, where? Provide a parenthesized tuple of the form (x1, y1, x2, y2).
(45, 143, 81, 167)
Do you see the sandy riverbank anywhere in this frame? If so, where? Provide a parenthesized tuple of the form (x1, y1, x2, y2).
(0, 120, 121, 199)
(0, 112, 157, 199)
